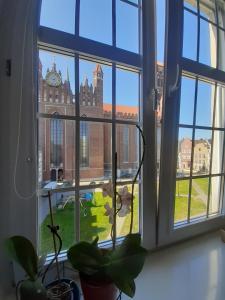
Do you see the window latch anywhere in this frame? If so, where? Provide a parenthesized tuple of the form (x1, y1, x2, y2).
(152, 88, 160, 111)
(168, 63, 180, 97)
(6, 59, 11, 77)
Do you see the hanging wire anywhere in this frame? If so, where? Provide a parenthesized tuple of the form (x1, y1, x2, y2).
(116, 290, 122, 300)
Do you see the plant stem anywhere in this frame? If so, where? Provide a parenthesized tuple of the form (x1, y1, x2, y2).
(48, 191, 61, 281)
(112, 152, 118, 250)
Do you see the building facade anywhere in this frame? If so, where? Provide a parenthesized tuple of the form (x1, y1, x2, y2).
(38, 61, 143, 184)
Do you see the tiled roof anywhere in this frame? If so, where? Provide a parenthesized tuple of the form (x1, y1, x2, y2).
(103, 103, 138, 114)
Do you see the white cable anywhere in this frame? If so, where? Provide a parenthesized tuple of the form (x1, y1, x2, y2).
(13, 0, 37, 200)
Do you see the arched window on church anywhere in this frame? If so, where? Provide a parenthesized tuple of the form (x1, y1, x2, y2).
(80, 115, 89, 168)
(50, 113, 63, 167)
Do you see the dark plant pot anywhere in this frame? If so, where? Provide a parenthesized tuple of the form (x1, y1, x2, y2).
(80, 274, 118, 300)
(46, 278, 80, 300)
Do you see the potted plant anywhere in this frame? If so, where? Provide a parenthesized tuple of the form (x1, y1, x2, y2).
(67, 125, 147, 299)
(5, 192, 80, 300)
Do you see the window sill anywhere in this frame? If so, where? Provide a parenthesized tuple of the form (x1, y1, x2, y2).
(123, 230, 225, 299)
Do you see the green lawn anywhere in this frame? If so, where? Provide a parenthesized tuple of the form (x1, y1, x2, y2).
(174, 179, 208, 222)
(39, 187, 139, 255)
(40, 179, 209, 254)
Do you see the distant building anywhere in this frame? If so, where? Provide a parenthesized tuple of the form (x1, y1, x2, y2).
(193, 139, 211, 173)
(38, 60, 147, 183)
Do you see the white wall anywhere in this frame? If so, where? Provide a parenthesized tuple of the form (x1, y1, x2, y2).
(0, 0, 39, 297)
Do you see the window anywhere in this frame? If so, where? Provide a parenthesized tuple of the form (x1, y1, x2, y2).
(158, 0, 225, 246)
(38, 0, 156, 254)
(80, 120, 89, 168)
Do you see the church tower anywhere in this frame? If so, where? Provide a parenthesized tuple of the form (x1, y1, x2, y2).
(93, 64, 103, 106)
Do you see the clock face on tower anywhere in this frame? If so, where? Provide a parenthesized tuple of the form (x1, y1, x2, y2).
(45, 71, 62, 87)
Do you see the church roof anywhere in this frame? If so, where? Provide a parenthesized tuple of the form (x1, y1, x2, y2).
(103, 103, 138, 115)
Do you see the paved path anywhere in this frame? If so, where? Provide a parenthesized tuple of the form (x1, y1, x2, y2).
(192, 181, 207, 204)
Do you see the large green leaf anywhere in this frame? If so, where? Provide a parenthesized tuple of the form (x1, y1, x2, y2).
(110, 274, 136, 298)
(20, 279, 47, 300)
(109, 234, 147, 279)
(67, 241, 109, 275)
(5, 236, 38, 281)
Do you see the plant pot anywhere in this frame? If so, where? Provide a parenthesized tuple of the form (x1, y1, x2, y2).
(80, 274, 118, 300)
(46, 278, 80, 300)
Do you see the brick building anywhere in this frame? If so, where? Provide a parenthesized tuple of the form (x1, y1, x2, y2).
(38, 61, 148, 184)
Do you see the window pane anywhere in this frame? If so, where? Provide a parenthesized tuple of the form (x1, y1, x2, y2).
(190, 178, 208, 218)
(209, 176, 222, 215)
(196, 81, 214, 127)
(183, 11, 198, 60)
(117, 183, 139, 237)
(174, 180, 189, 223)
(40, 0, 75, 34)
(199, 19, 217, 68)
(193, 130, 212, 176)
(79, 59, 112, 119)
(116, 0, 139, 53)
(80, 122, 112, 185)
(38, 119, 75, 188)
(38, 50, 75, 116)
(184, 0, 197, 13)
(116, 68, 139, 121)
(80, 0, 112, 44)
(179, 76, 196, 125)
(79, 188, 112, 242)
(177, 128, 193, 178)
(212, 131, 224, 174)
(39, 190, 75, 255)
(116, 124, 139, 180)
(199, 0, 216, 22)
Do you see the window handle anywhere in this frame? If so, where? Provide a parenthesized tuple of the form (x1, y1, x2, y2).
(168, 64, 180, 97)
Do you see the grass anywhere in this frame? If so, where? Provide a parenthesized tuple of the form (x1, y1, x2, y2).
(174, 179, 208, 222)
(40, 179, 209, 254)
(40, 186, 139, 255)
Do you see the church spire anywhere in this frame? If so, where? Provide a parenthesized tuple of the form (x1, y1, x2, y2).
(66, 67, 70, 82)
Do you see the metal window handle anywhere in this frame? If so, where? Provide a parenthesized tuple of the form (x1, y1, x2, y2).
(168, 64, 180, 97)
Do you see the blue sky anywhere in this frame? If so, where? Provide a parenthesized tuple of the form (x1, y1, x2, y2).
(40, 0, 213, 130)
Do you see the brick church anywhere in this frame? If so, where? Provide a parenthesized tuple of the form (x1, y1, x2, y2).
(38, 61, 163, 184)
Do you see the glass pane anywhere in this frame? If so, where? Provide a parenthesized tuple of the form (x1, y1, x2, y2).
(174, 180, 189, 223)
(196, 80, 214, 127)
(116, 0, 139, 53)
(116, 68, 139, 121)
(179, 76, 196, 125)
(209, 176, 222, 215)
(39, 190, 75, 255)
(177, 128, 193, 178)
(117, 183, 139, 237)
(40, 0, 75, 34)
(199, 19, 217, 68)
(218, 29, 225, 72)
(80, 0, 112, 45)
(184, 0, 197, 13)
(193, 130, 212, 176)
(199, 0, 216, 22)
(38, 50, 75, 116)
(79, 187, 111, 242)
(80, 122, 112, 185)
(116, 124, 139, 180)
(38, 119, 75, 189)
(190, 178, 208, 218)
(79, 59, 112, 119)
(183, 11, 198, 60)
(215, 84, 225, 127)
(212, 131, 224, 174)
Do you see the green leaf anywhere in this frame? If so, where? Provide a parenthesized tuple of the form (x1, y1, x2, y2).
(92, 236, 99, 246)
(5, 236, 38, 281)
(67, 241, 108, 275)
(110, 275, 136, 298)
(20, 279, 47, 300)
(109, 234, 147, 279)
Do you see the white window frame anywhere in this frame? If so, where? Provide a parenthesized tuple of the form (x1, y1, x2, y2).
(158, 0, 225, 247)
(37, 0, 157, 251)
